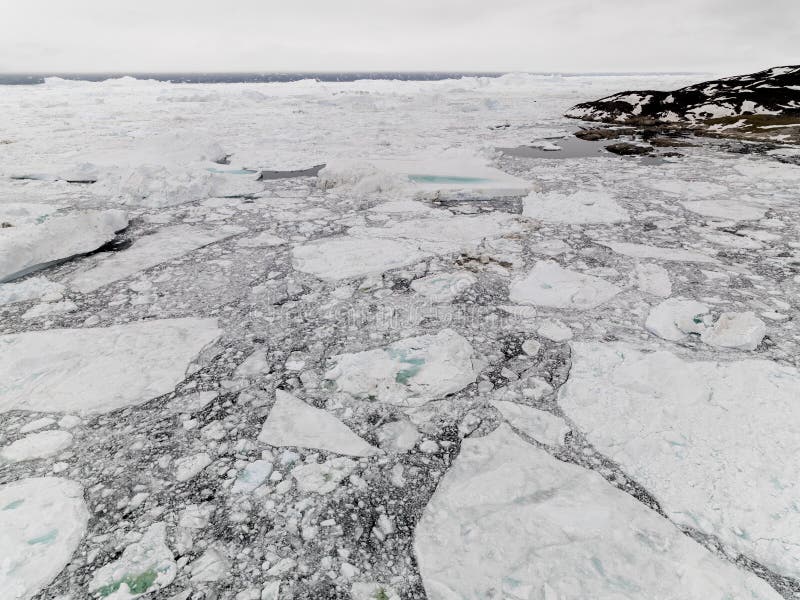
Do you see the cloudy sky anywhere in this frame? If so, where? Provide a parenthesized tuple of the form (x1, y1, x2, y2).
(2, 0, 798, 74)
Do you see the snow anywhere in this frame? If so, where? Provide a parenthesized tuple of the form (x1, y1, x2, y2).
(0, 209, 128, 282)
(415, 425, 781, 600)
(0, 318, 221, 414)
(89, 522, 176, 599)
(0, 477, 89, 600)
(492, 401, 570, 446)
(1, 430, 73, 463)
(325, 329, 484, 406)
(0, 276, 65, 306)
(560, 342, 800, 579)
(258, 390, 379, 457)
(410, 271, 477, 303)
(701, 311, 766, 350)
(509, 261, 621, 310)
(69, 225, 244, 293)
(645, 298, 710, 341)
(522, 189, 629, 224)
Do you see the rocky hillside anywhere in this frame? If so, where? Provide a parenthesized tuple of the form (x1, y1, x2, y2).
(566, 65, 800, 143)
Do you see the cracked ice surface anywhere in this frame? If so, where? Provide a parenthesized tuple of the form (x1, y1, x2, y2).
(415, 425, 781, 600)
(560, 343, 800, 579)
(0, 318, 221, 413)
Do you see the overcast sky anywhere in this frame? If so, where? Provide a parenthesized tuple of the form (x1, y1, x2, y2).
(2, 0, 798, 74)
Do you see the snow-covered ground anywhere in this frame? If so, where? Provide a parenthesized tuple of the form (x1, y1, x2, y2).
(1, 73, 799, 599)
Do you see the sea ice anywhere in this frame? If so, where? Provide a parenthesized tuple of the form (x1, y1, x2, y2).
(292, 457, 356, 494)
(0, 276, 65, 306)
(0, 477, 89, 600)
(0, 209, 128, 282)
(700, 311, 766, 350)
(258, 390, 379, 457)
(509, 261, 621, 310)
(645, 298, 710, 341)
(235, 231, 286, 248)
(560, 342, 800, 578)
(522, 189, 629, 223)
(491, 401, 570, 446)
(598, 241, 716, 263)
(21, 300, 77, 320)
(681, 199, 766, 221)
(635, 262, 672, 297)
(175, 453, 213, 482)
(0, 318, 221, 414)
(1, 430, 73, 463)
(410, 271, 477, 303)
(415, 425, 782, 600)
(89, 522, 176, 599)
(231, 460, 274, 494)
(69, 225, 243, 293)
(325, 329, 483, 406)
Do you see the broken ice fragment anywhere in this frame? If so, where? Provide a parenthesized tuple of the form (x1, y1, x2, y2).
(635, 262, 672, 297)
(700, 311, 766, 350)
(291, 458, 356, 494)
(410, 271, 477, 303)
(231, 460, 274, 494)
(174, 453, 212, 482)
(1, 430, 73, 463)
(0, 477, 88, 600)
(509, 261, 621, 310)
(89, 522, 176, 599)
(491, 401, 570, 446)
(0, 318, 221, 414)
(645, 298, 711, 341)
(258, 390, 379, 457)
(325, 329, 483, 406)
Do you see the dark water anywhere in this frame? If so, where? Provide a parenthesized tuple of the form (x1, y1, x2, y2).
(0, 71, 697, 86)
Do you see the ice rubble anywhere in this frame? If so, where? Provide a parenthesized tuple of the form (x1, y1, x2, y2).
(1, 430, 73, 463)
(410, 271, 477, 303)
(89, 522, 176, 599)
(522, 189, 629, 223)
(491, 401, 570, 446)
(69, 224, 244, 293)
(0, 318, 221, 414)
(559, 342, 800, 579)
(0, 209, 128, 282)
(509, 261, 621, 310)
(318, 158, 531, 200)
(325, 329, 483, 406)
(415, 425, 780, 600)
(258, 390, 379, 457)
(0, 477, 89, 600)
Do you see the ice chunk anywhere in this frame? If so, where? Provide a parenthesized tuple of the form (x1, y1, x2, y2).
(492, 401, 570, 446)
(376, 419, 421, 453)
(325, 329, 483, 406)
(258, 390, 379, 457)
(0, 277, 65, 306)
(410, 271, 477, 303)
(415, 425, 781, 600)
(235, 231, 286, 248)
(1, 430, 73, 463)
(69, 225, 243, 293)
(174, 453, 212, 482)
(635, 262, 672, 297)
(522, 189, 629, 224)
(599, 240, 716, 263)
(0, 210, 128, 282)
(234, 349, 269, 378)
(560, 342, 800, 578)
(0, 477, 89, 600)
(21, 300, 77, 320)
(292, 457, 356, 494)
(20, 417, 56, 434)
(89, 522, 176, 599)
(509, 261, 621, 310)
(293, 237, 432, 281)
(681, 199, 766, 221)
(0, 203, 62, 227)
(701, 311, 766, 350)
(0, 318, 221, 414)
(537, 319, 572, 342)
(645, 298, 710, 341)
(231, 460, 274, 494)
(190, 547, 230, 583)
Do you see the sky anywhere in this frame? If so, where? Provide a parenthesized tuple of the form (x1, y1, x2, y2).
(1, 0, 798, 74)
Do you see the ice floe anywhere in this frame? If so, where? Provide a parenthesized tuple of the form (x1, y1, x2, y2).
(175, 453, 213, 482)
(0, 209, 128, 282)
(491, 401, 570, 446)
(0, 477, 89, 600)
(681, 199, 766, 221)
(89, 522, 176, 599)
(325, 329, 483, 406)
(258, 390, 379, 457)
(635, 262, 672, 297)
(522, 189, 629, 223)
(410, 271, 477, 303)
(700, 311, 766, 350)
(560, 342, 800, 578)
(21, 299, 77, 320)
(509, 261, 621, 310)
(415, 425, 782, 600)
(0, 318, 221, 414)
(1, 430, 73, 463)
(0, 276, 65, 306)
(292, 457, 356, 494)
(645, 298, 711, 341)
(598, 240, 716, 263)
(231, 460, 274, 494)
(69, 225, 243, 293)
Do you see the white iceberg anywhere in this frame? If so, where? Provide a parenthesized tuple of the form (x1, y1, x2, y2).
(415, 425, 781, 600)
(560, 342, 800, 579)
(0, 318, 221, 414)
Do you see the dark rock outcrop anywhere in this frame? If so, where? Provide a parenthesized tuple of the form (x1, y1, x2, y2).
(566, 66, 800, 143)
